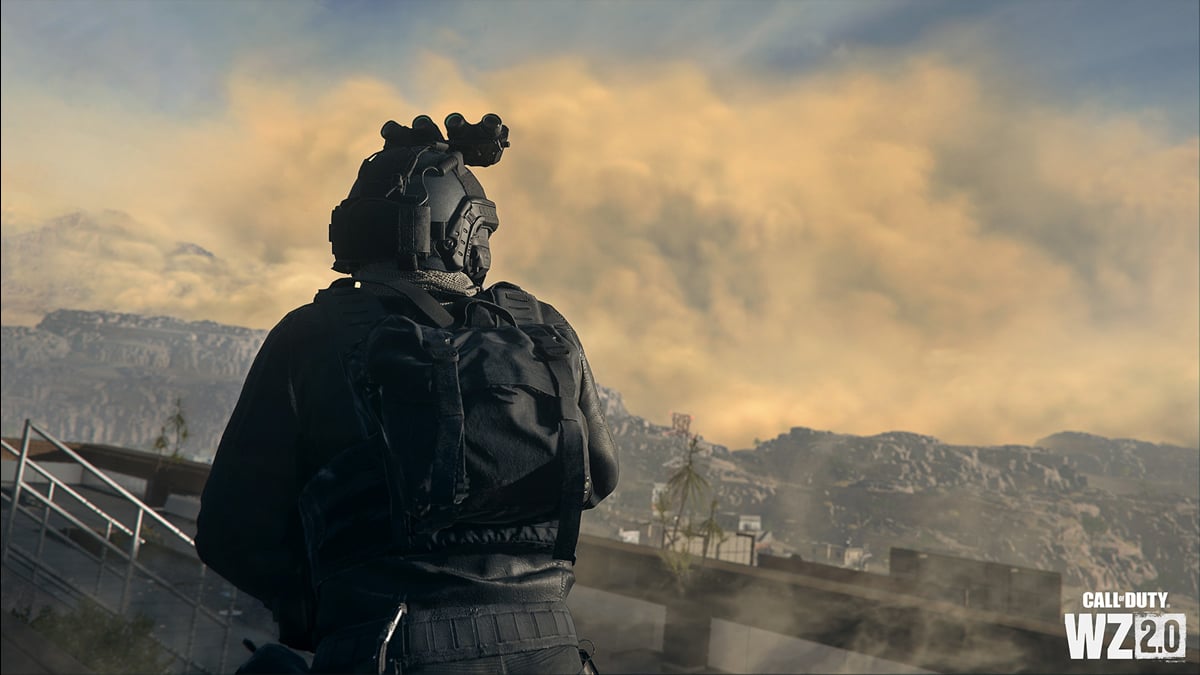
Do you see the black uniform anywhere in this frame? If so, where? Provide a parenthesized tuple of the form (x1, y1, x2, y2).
(196, 282, 618, 673)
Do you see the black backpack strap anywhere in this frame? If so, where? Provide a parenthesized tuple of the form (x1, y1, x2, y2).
(353, 277, 455, 329)
(488, 282, 543, 325)
(526, 325, 587, 562)
(426, 328, 469, 506)
(314, 276, 456, 356)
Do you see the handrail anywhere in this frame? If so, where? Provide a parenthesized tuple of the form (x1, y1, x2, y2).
(1, 439, 136, 538)
(1, 490, 232, 628)
(23, 421, 195, 546)
(2, 485, 137, 562)
(4, 539, 203, 673)
(2, 420, 240, 672)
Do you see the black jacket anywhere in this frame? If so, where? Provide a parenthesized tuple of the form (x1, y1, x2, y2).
(195, 282, 618, 645)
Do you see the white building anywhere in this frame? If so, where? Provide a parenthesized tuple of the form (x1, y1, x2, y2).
(737, 514, 762, 532)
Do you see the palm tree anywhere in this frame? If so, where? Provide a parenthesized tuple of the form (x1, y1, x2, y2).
(666, 434, 710, 550)
(152, 397, 189, 468)
(146, 397, 189, 506)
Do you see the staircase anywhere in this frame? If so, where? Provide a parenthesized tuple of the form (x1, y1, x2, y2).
(1, 420, 278, 673)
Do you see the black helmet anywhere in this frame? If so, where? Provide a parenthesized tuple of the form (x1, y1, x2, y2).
(329, 114, 508, 284)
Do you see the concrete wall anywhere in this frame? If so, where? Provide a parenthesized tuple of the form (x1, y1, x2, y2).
(566, 583, 935, 674)
(162, 494, 201, 521)
(708, 618, 934, 674)
(567, 585, 665, 655)
(1, 460, 83, 485)
(890, 547, 1062, 622)
(2, 459, 147, 503)
(80, 470, 147, 498)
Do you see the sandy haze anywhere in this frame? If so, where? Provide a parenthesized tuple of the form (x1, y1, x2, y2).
(2, 51, 1196, 451)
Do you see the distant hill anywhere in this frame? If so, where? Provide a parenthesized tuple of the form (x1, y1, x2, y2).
(1036, 430, 1200, 493)
(2, 309, 265, 457)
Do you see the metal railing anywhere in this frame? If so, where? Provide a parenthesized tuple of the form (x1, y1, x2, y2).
(1, 420, 241, 673)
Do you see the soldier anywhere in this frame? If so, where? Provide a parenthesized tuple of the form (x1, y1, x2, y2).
(197, 114, 618, 674)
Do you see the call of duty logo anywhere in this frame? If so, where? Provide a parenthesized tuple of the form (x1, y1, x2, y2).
(1065, 592, 1187, 661)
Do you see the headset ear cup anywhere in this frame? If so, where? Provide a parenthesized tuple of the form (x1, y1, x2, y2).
(396, 198, 432, 271)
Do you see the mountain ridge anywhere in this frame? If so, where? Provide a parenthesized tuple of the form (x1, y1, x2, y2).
(6, 307, 1198, 451)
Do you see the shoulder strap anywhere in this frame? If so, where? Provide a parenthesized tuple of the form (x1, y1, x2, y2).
(488, 282, 543, 325)
(525, 324, 586, 562)
(352, 277, 455, 329)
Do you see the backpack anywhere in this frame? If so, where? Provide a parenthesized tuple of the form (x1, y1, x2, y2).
(310, 277, 591, 563)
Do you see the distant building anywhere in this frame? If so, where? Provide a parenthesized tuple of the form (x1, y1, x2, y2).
(619, 529, 641, 545)
(737, 514, 762, 532)
(890, 547, 1062, 622)
(803, 541, 874, 569)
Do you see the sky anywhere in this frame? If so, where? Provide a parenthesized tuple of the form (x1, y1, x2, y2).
(2, 0, 1197, 451)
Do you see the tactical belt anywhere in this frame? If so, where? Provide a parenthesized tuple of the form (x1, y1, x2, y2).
(312, 601, 578, 670)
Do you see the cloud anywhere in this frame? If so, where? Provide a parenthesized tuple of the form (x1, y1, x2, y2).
(1, 52, 1196, 451)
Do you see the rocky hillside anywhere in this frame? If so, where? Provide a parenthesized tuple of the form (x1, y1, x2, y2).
(2, 310, 266, 456)
(1037, 430, 1200, 495)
